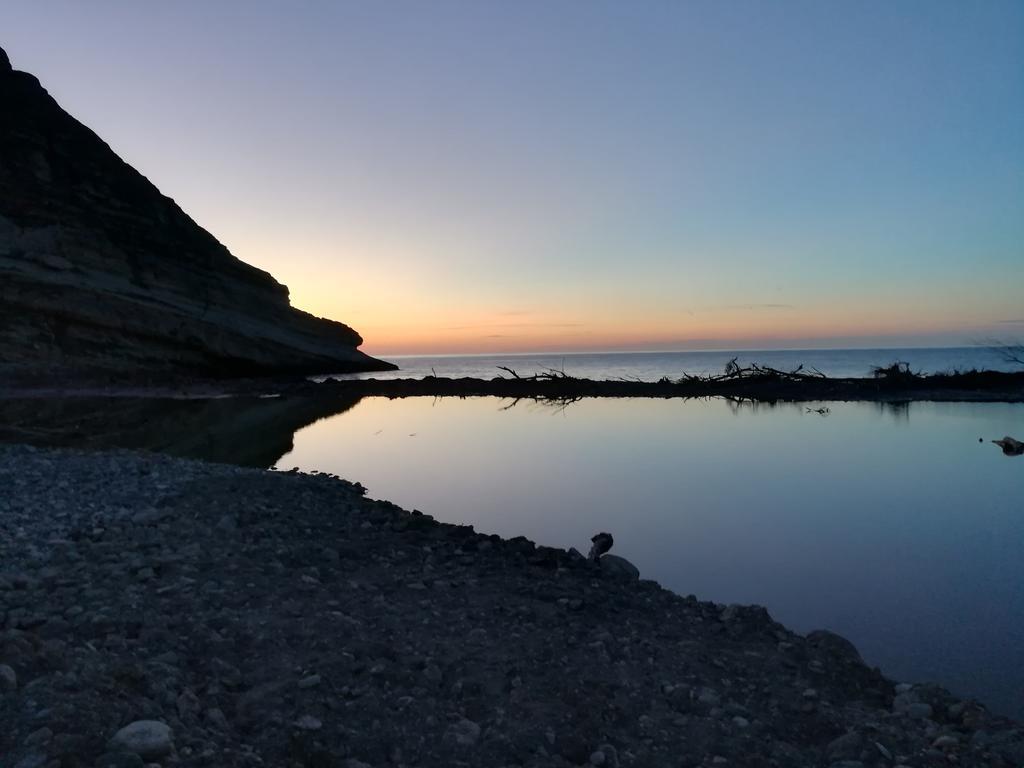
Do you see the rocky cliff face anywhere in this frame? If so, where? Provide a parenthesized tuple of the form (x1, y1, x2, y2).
(0, 46, 395, 378)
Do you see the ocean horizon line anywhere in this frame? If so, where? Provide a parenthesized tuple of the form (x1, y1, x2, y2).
(371, 343, 996, 360)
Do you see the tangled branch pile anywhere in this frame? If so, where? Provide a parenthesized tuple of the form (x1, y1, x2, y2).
(677, 358, 828, 384)
(496, 366, 579, 382)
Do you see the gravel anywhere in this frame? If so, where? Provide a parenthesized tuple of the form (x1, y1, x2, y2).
(1, 443, 1021, 767)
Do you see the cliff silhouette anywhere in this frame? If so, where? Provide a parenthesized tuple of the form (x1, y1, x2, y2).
(0, 46, 395, 378)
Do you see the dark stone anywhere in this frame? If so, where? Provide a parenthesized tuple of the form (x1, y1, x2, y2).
(599, 553, 640, 580)
(94, 753, 145, 768)
(806, 630, 864, 666)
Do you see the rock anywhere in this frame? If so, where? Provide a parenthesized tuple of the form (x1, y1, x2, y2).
(12, 752, 47, 768)
(0, 48, 395, 379)
(130, 509, 164, 526)
(698, 688, 721, 707)
(0, 662, 17, 691)
(993, 737, 1024, 764)
(24, 727, 52, 746)
(906, 703, 934, 719)
(993, 436, 1024, 455)
(826, 731, 864, 761)
(890, 688, 937, 720)
(294, 715, 322, 731)
(107, 721, 174, 760)
(447, 718, 481, 746)
(94, 753, 146, 768)
(216, 514, 238, 531)
(588, 532, 614, 560)
(176, 689, 200, 720)
(892, 692, 915, 713)
(599, 553, 640, 580)
(205, 707, 229, 730)
(593, 744, 619, 768)
(806, 629, 864, 666)
(298, 674, 322, 689)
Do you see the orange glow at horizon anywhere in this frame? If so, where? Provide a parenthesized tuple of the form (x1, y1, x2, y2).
(224, 234, 1023, 358)
(286, 277, 1017, 357)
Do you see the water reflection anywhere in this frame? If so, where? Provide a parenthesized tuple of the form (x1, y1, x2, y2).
(275, 396, 1024, 717)
(875, 400, 912, 423)
(0, 394, 361, 467)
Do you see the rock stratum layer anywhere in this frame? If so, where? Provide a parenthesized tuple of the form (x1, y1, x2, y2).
(0, 46, 394, 378)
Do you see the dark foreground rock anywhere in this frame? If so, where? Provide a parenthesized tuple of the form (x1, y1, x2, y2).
(1, 445, 1021, 768)
(0, 46, 394, 379)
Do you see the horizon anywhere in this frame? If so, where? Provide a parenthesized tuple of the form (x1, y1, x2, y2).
(377, 342, 1004, 360)
(3, 1, 1022, 356)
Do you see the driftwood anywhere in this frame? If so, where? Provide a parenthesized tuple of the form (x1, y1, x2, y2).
(496, 365, 577, 382)
(676, 360, 827, 384)
(302, 368, 1024, 405)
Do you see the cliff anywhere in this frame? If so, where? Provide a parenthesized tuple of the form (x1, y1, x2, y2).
(0, 46, 395, 378)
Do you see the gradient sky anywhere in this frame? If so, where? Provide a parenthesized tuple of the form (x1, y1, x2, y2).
(3, 1, 1022, 355)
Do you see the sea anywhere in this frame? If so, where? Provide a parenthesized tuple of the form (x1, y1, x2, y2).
(327, 345, 1021, 382)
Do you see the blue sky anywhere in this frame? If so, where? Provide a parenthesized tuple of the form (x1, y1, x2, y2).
(3, 1, 1022, 353)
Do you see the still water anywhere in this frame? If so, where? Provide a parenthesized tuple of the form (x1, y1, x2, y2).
(277, 396, 1024, 717)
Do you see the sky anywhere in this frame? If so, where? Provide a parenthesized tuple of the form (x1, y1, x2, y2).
(3, 1, 1022, 355)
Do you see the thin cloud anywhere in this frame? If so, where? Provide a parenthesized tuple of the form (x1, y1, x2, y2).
(692, 303, 796, 314)
(441, 322, 583, 331)
(720, 303, 796, 310)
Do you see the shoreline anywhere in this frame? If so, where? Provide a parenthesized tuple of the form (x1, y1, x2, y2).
(2, 369, 1022, 404)
(307, 370, 1024, 404)
(1, 444, 1021, 767)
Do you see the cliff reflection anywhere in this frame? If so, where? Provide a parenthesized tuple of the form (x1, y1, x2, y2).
(0, 394, 363, 468)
